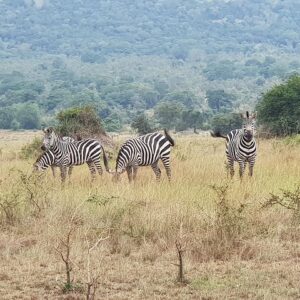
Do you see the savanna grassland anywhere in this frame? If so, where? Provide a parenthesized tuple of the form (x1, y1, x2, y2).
(0, 131, 300, 299)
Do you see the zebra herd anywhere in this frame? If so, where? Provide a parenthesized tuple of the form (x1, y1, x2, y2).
(33, 111, 257, 182)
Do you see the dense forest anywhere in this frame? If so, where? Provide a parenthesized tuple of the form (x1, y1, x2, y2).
(1, 0, 300, 131)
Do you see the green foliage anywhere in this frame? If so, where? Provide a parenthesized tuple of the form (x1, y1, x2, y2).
(0, 103, 40, 130)
(15, 103, 41, 129)
(154, 102, 183, 130)
(103, 113, 122, 132)
(56, 106, 106, 138)
(211, 113, 243, 134)
(206, 90, 235, 113)
(131, 114, 154, 135)
(1, 1, 300, 130)
(176, 110, 206, 132)
(0, 107, 15, 129)
(256, 75, 300, 136)
(11, 119, 20, 131)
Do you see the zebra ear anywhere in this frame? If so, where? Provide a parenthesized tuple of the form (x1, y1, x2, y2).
(46, 127, 54, 134)
(246, 111, 249, 119)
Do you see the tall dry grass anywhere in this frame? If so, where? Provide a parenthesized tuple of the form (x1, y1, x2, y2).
(0, 131, 300, 299)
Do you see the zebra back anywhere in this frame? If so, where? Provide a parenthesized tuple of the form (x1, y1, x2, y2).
(42, 128, 109, 171)
(115, 130, 174, 172)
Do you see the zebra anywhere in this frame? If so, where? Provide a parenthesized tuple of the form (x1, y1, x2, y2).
(211, 111, 257, 178)
(34, 136, 75, 178)
(33, 150, 73, 178)
(41, 127, 109, 182)
(109, 129, 175, 182)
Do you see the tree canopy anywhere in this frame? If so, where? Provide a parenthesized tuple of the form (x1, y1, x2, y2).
(256, 75, 300, 136)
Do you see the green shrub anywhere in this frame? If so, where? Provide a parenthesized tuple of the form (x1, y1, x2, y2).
(56, 106, 106, 138)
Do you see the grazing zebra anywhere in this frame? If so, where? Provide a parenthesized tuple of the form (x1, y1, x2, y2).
(34, 136, 75, 178)
(41, 128, 109, 182)
(109, 129, 175, 182)
(33, 150, 73, 178)
(211, 111, 257, 178)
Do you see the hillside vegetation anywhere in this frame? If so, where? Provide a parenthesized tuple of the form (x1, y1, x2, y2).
(1, 0, 300, 130)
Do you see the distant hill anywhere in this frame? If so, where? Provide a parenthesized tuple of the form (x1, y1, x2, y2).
(0, 0, 299, 130)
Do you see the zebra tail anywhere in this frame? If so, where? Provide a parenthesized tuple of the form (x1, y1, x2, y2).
(210, 131, 227, 139)
(164, 129, 175, 146)
(101, 146, 110, 172)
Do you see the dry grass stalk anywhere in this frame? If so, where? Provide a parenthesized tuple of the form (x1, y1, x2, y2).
(85, 233, 109, 300)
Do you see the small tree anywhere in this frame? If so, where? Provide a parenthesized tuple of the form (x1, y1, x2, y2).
(256, 75, 300, 136)
(154, 101, 183, 130)
(15, 103, 41, 129)
(177, 110, 205, 133)
(206, 90, 235, 113)
(0, 107, 15, 129)
(131, 114, 154, 135)
(210, 113, 242, 134)
(56, 106, 106, 138)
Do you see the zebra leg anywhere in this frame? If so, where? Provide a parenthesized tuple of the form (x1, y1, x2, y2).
(151, 162, 161, 182)
(238, 161, 245, 178)
(60, 166, 67, 184)
(68, 166, 73, 179)
(87, 162, 97, 181)
(126, 166, 133, 182)
(226, 154, 234, 178)
(93, 159, 103, 176)
(248, 159, 255, 177)
(51, 166, 56, 178)
(161, 156, 171, 181)
(132, 166, 138, 182)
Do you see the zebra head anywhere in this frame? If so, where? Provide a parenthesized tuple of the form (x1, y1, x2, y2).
(241, 111, 256, 141)
(42, 127, 57, 150)
(33, 150, 55, 172)
(108, 145, 129, 182)
(33, 162, 42, 172)
(108, 166, 125, 182)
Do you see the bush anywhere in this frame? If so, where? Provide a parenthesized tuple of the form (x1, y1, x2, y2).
(256, 75, 300, 136)
(56, 106, 106, 138)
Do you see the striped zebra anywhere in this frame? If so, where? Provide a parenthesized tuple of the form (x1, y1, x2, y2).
(41, 128, 109, 182)
(33, 149, 74, 178)
(109, 129, 175, 182)
(34, 136, 75, 178)
(211, 111, 257, 178)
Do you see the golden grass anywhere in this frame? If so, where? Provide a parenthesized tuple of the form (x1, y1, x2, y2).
(0, 130, 300, 299)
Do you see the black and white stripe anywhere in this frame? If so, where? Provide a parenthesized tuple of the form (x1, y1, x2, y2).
(34, 150, 72, 179)
(34, 136, 75, 178)
(111, 129, 175, 182)
(211, 111, 257, 178)
(42, 128, 109, 182)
